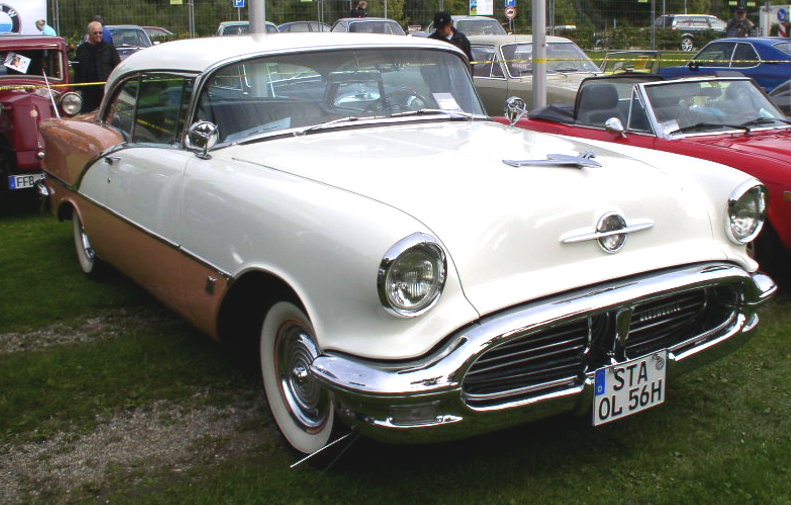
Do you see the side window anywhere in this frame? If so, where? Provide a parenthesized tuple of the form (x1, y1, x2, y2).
(732, 43, 759, 68)
(133, 73, 194, 145)
(472, 45, 505, 78)
(106, 78, 140, 141)
(471, 45, 496, 78)
(694, 42, 734, 67)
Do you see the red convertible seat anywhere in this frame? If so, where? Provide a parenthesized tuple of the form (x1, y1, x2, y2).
(206, 99, 323, 143)
(575, 83, 625, 127)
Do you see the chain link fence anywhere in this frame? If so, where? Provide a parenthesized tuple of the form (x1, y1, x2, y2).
(50, 0, 768, 50)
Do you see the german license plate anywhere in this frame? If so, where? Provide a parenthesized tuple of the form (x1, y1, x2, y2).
(593, 350, 667, 426)
(8, 173, 44, 190)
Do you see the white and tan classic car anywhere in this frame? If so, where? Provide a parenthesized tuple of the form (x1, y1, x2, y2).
(39, 33, 776, 455)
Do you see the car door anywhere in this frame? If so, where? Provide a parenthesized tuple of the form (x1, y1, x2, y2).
(471, 44, 507, 114)
(731, 42, 772, 90)
(98, 72, 196, 309)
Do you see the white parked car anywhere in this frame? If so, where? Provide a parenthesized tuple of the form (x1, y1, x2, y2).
(39, 33, 775, 455)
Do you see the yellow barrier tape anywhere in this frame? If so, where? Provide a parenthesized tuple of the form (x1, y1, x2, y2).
(0, 81, 104, 91)
(471, 57, 791, 65)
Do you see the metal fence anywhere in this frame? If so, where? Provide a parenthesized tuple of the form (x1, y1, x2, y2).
(49, 0, 769, 49)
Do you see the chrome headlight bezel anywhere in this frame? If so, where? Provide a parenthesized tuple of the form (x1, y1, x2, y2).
(726, 181, 767, 245)
(377, 233, 447, 318)
(59, 92, 82, 117)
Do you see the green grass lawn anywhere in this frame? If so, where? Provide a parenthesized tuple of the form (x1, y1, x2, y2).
(1, 204, 789, 505)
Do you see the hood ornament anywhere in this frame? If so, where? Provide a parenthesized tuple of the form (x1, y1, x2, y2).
(503, 151, 601, 169)
(560, 212, 654, 253)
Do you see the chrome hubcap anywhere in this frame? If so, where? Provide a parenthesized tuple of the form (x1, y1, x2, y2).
(276, 322, 329, 432)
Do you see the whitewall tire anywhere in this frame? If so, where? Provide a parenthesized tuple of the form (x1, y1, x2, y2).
(72, 212, 100, 275)
(260, 301, 334, 454)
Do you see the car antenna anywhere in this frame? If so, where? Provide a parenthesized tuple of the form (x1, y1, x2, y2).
(289, 428, 360, 471)
(42, 70, 60, 120)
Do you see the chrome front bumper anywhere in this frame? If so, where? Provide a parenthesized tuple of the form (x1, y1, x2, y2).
(310, 263, 776, 443)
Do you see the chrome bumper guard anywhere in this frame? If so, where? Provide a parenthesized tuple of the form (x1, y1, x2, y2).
(310, 263, 776, 443)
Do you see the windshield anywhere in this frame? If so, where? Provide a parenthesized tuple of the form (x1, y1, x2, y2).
(644, 79, 788, 135)
(197, 48, 485, 144)
(502, 42, 600, 77)
(456, 19, 506, 35)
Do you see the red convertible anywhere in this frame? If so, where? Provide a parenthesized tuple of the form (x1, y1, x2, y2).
(500, 75, 791, 278)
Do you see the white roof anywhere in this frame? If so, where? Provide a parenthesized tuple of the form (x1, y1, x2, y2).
(108, 33, 463, 83)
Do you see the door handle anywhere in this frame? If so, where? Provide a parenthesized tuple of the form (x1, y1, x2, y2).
(104, 156, 121, 165)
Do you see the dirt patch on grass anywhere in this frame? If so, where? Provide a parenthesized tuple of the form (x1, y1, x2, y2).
(0, 390, 274, 505)
(0, 308, 167, 354)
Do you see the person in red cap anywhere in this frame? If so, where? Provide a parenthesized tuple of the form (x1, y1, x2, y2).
(428, 11, 473, 71)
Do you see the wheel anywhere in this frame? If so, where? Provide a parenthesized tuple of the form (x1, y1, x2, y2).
(680, 36, 694, 52)
(72, 211, 103, 275)
(259, 301, 335, 454)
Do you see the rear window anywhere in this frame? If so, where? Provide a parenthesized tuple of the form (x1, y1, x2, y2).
(773, 42, 791, 57)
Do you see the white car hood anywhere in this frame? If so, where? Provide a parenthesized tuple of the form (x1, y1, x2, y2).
(226, 120, 727, 315)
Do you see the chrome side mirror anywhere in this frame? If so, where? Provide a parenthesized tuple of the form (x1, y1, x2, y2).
(504, 96, 528, 126)
(186, 121, 219, 159)
(604, 117, 626, 138)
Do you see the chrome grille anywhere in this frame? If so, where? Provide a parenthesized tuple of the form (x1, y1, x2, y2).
(462, 284, 742, 408)
(625, 285, 740, 359)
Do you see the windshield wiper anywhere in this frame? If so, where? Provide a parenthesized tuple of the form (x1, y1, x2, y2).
(667, 122, 749, 135)
(389, 108, 479, 120)
(293, 115, 380, 136)
(739, 116, 791, 128)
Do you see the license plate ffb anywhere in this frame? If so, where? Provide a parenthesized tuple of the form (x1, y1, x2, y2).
(8, 173, 44, 190)
(593, 350, 667, 426)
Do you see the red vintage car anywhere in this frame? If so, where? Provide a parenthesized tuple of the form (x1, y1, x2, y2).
(500, 74, 791, 278)
(0, 34, 81, 194)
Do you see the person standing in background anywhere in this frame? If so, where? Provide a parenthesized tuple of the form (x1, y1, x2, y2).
(350, 1, 368, 18)
(74, 20, 120, 113)
(35, 19, 57, 36)
(726, 5, 755, 37)
(428, 12, 473, 71)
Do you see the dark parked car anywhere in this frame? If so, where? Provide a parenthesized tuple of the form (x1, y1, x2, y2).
(659, 37, 791, 91)
(0, 34, 80, 194)
(107, 25, 153, 60)
(653, 14, 727, 51)
(142, 26, 174, 41)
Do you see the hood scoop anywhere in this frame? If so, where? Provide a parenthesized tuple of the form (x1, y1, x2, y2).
(503, 151, 601, 169)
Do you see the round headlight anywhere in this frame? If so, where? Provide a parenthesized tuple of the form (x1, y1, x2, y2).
(59, 92, 82, 116)
(726, 181, 767, 245)
(378, 233, 447, 318)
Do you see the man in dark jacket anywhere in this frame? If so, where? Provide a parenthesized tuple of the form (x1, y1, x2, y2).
(74, 20, 121, 113)
(428, 11, 473, 70)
